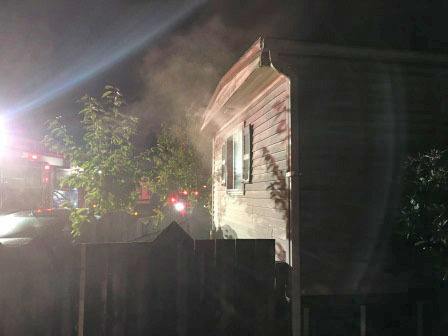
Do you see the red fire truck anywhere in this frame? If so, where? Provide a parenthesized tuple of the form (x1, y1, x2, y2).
(0, 137, 71, 212)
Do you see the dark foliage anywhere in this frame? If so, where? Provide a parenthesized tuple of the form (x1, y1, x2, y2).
(399, 149, 448, 280)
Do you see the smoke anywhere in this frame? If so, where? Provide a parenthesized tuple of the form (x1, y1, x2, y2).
(128, 2, 294, 159)
(129, 17, 247, 166)
(128, 0, 300, 170)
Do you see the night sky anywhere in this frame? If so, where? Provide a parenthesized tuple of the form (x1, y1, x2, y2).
(1, 0, 447, 144)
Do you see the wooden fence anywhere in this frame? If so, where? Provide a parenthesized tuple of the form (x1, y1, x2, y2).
(304, 290, 448, 336)
(0, 241, 79, 335)
(2, 222, 448, 336)
(0, 222, 277, 336)
(77, 222, 276, 336)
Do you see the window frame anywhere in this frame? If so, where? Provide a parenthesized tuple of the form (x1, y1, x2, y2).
(220, 123, 252, 196)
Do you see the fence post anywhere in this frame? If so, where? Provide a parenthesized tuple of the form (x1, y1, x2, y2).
(303, 307, 310, 336)
(417, 301, 423, 336)
(0, 247, 4, 335)
(77, 244, 87, 336)
(360, 305, 366, 336)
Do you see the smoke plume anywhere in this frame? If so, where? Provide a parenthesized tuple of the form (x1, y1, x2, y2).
(129, 17, 251, 165)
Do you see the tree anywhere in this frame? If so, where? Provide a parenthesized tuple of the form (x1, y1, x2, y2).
(145, 116, 211, 225)
(399, 149, 448, 280)
(43, 86, 142, 236)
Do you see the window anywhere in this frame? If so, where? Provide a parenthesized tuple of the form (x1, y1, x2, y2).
(220, 144, 227, 186)
(221, 124, 252, 192)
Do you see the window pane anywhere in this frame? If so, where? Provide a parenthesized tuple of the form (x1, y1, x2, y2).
(243, 125, 250, 155)
(233, 130, 243, 190)
(221, 143, 227, 185)
(243, 125, 252, 182)
(226, 137, 234, 189)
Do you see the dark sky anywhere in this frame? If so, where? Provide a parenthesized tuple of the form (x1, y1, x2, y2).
(1, 0, 448, 143)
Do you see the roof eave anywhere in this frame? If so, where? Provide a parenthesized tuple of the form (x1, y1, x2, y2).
(201, 37, 267, 132)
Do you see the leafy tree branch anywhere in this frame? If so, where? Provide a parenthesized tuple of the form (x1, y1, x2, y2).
(398, 149, 448, 281)
(43, 86, 142, 237)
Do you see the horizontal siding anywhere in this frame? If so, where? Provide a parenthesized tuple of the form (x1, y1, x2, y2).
(251, 172, 280, 183)
(244, 190, 276, 199)
(251, 206, 285, 220)
(253, 154, 287, 169)
(253, 215, 284, 228)
(252, 132, 286, 152)
(211, 75, 290, 254)
(245, 181, 277, 192)
(253, 142, 286, 159)
(213, 135, 288, 161)
(215, 79, 289, 142)
(253, 116, 287, 141)
(246, 83, 289, 125)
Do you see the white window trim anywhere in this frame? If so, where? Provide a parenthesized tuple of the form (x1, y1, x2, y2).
(225, 125, 245, 195)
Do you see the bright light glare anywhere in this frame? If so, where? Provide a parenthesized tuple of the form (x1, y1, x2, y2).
(0, 215, 22, 237)
(0, 116, 8, 154)
(174, 202, 185, 212)
(9, 0, 206, 117)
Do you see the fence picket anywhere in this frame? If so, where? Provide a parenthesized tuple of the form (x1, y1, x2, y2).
(106, 244, 129, 336)
(123, 243, 152, 334)
(215, 239, 237, 335)
(83, 244, 109, 335)
(235, 239, 257, 336)
(194, 239, 217, 335)
(254, 240, 275, 336)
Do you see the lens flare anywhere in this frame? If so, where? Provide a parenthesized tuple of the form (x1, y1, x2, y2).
(0, 116, 8, 155)
(9, 0, 206, 117)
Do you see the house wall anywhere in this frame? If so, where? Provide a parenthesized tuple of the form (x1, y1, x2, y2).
(285, 56, 448, 295)
(212, 75, 291, 260)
